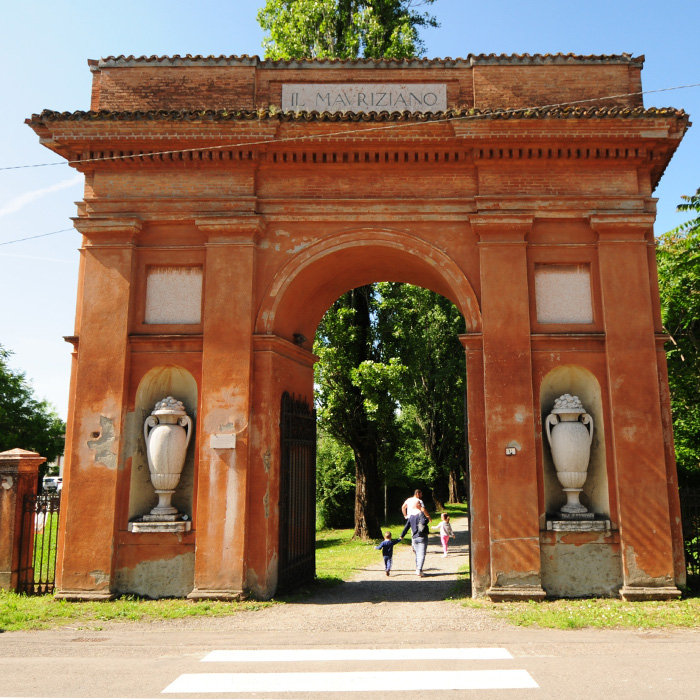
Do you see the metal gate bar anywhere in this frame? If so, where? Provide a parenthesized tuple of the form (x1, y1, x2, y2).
(17, 492, 61, 595)
(278, 392, 316, 592)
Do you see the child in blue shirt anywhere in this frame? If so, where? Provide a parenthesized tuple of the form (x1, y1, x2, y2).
(375, 531, 402, 576)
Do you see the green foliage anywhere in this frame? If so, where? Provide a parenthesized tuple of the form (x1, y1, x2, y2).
(0, 345, 65, 470)
(257, 0, 439, 60)
(377, 283, 467, 506)
(316, 430, 356, 528)
(657, 188, 700, 487)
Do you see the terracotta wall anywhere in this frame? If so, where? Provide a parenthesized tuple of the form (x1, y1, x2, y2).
(89, 57, 643, 112)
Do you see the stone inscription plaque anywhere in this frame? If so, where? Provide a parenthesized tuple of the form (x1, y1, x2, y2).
(282, 83, 447, 113)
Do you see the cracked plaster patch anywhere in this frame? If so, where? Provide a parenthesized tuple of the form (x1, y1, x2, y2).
(87, 416, 117, 470)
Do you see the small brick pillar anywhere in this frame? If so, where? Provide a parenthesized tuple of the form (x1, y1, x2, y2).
(0, 449, 46, 591)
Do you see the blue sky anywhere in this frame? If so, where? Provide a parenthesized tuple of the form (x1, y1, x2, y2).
(1, 0, 698, 420)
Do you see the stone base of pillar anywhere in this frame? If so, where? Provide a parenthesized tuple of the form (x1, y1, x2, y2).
(619, 585, 681, 601)
(55, 590, 117, 601)
(486, 586, 547, 602)
(187, 588, 244, 601)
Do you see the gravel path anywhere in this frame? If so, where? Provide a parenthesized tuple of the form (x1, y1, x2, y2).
(225, 514, 507, 634)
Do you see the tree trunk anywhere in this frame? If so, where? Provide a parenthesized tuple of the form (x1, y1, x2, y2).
(448, 468, 460, 503)
(353, 448, 381, 539)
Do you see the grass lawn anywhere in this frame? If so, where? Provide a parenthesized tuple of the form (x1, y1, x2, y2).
(0, 591, 276, 633)
(458, 596, 700, 630)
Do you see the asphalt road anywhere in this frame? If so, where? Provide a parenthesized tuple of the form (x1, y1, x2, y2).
(2, 623, 700, 699)
(3, 517, 699, 699)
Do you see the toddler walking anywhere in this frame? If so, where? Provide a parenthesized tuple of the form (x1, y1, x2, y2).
(433, 512, 455, 557)
(375, 531, 402, 576)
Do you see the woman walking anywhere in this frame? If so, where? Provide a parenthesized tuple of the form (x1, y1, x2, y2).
(407, 505, 431, 576)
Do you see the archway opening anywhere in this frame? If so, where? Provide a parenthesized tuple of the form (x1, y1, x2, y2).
(257, 231, 481, 597)
(278, 280, 472, 595)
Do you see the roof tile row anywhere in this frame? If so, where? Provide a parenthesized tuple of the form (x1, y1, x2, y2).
(92, 53, 644, 69)
(29, 106, 686, 124)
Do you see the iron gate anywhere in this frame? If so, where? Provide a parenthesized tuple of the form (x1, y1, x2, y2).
(278, 392, 316, 592)
(17, 492, 61, 595)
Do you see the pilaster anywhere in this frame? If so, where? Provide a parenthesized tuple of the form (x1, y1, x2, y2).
(188, 216, 262, 600)
(459, 333, 490, 597)
(472, 215, 545, 601)
(592, 214, 681, 599)
(55, 217, 140, 600)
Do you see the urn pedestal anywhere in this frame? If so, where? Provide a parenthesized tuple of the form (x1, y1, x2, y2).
(545, 394, 594, 519)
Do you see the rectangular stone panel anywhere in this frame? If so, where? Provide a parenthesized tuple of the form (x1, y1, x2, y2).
(145, 266, 203, 324)
(535, 264, 593, 324)
(282, 83, 446, 113)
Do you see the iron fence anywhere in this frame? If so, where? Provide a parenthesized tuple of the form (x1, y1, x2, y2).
(680, 487, 700, 585)
(17, 492, 61, 595)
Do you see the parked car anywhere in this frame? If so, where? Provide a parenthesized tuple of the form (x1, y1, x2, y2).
(43, 476, 59, 492)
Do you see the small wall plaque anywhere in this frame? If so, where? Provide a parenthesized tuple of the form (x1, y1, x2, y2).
(210, 434, 236, 449)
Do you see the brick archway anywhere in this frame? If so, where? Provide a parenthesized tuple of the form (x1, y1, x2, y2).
(30, 53, 687, 602)
(256, 227, 482, 339)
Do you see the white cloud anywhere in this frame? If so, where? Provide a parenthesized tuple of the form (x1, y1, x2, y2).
(0, 174, 83, 217)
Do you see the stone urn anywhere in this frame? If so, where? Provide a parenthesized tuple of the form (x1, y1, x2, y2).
(545, 394, 594, 515)
(143, 396, 192, 519)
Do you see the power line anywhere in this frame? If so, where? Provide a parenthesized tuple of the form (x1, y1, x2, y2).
(1, 82, 698, 172)
(0, 229, 74, 247)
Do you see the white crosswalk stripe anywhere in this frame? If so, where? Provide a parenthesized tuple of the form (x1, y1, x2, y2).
(164, 669, 538, 693)
(163, 647, 539, 693)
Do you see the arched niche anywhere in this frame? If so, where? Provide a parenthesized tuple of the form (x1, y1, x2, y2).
(540, 365, 609, 517)
(128, 366, 198, 522)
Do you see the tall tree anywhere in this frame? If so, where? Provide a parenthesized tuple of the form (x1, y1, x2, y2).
(657, 187, 700, 487)
(0, 345, 65, 482)
(314, 286, 404, 538)
(258, 0, 438, 60)
(378, 283, 467, 509)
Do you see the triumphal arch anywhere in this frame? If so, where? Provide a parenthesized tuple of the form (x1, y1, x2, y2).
(28, 53, 689, 601)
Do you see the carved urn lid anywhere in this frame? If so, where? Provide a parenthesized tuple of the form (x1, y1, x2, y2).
(550, 393, 586, 415)
(151, 396, 187, 416)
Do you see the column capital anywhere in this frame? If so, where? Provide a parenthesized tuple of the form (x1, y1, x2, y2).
(72, 216, 142, 245)
(470, 214, 534, 243)
(197, 215, 265, 244)
(458, 333, 483, 352)
(589, 214, 656, 242)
